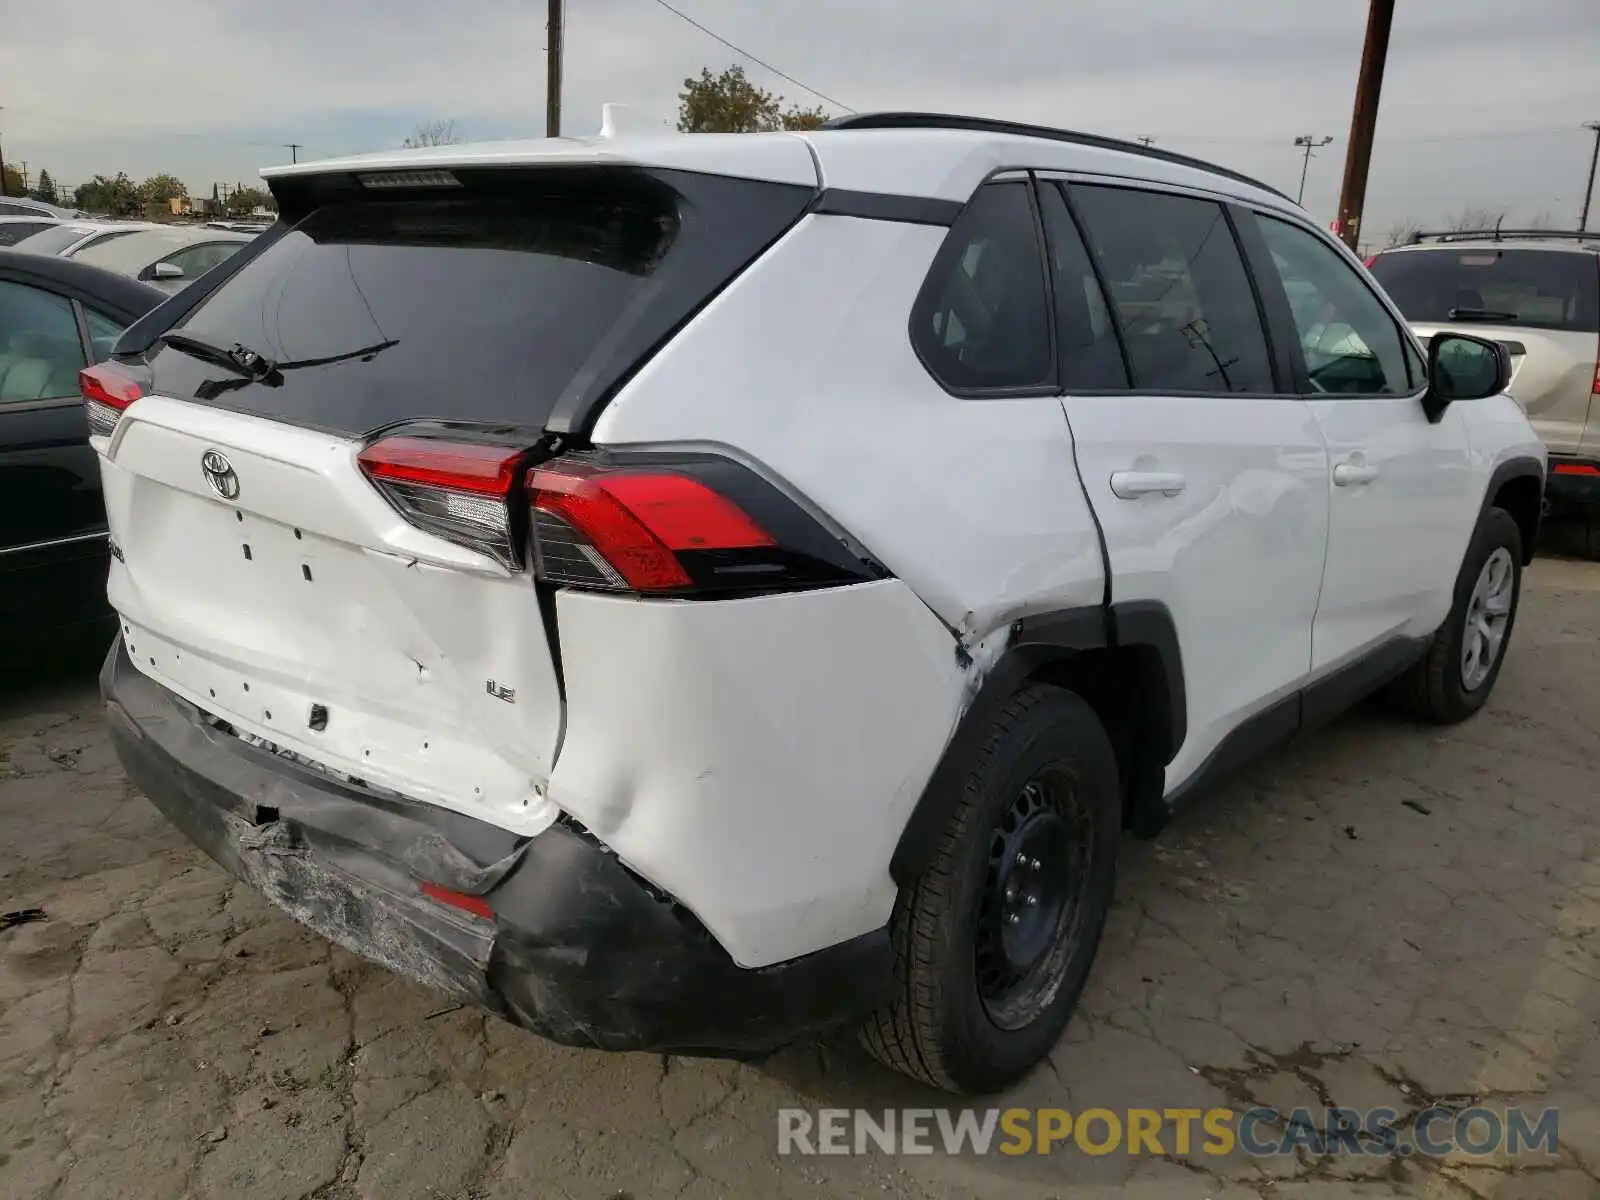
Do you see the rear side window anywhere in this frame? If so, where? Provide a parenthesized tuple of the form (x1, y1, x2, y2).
(1070, 185, 1275, 394)
(152, 170, 812, 437)
(910, 181, 1053, 392)
(1369, 247, 1600, 333)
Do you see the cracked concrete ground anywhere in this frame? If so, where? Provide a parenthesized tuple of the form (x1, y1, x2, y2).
(1, 553, 1597, 1200)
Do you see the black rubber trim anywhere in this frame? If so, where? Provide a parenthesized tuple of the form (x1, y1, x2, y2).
(810, 189, 962, 226)
(102, 637, 890, 1057)
(1228, 205, 1308, 395)
(821, 112, 1292, 202)
(1108, 600, 1187, 761)
(1163, 635, 1429, 815)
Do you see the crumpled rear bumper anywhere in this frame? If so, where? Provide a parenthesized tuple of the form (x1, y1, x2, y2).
(101, 635, 890, 1057)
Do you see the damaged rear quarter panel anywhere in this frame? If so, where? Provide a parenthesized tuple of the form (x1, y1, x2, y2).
(547, 578, 968, 969)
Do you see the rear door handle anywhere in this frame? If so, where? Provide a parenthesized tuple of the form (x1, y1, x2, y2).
(1333, 462, 1378, 487)
(1109, 470, 1187, 499)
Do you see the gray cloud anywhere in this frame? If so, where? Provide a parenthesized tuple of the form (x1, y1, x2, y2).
(1, 0, 1595, 234)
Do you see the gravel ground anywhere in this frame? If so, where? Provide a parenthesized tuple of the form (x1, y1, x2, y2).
(1, 552, 1597, 1200)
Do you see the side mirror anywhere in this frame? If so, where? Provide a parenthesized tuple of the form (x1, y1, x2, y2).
(152, 261, 186, 281)
(1422, 332, 1511, 423)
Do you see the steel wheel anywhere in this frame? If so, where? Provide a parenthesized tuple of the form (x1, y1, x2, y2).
(1460, 546, 1514, 691)
(974, 768, 1093, 1031)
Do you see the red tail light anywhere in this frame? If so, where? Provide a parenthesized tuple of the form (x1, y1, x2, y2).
(528, 460, 775, 592)
(358, 437, 885, 595)
(1363, 254, 1377, 268)
(357, 435, 532, 570)
(1553, 462, 1600, 477)
(81, 363, 145, 437)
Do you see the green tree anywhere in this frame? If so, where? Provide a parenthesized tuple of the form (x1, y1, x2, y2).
(1, 165, 22, 197)
(676, 65, 834, 133)
(227, 186, 272, 215)
(138, 174, 188, 207)
(74, 173, 141, 217)
(31, 168, 57, 205)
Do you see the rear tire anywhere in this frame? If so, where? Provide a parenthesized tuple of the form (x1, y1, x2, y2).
(860, 685, 1120, 1094)
(1580, 513, 1600, 563)
(1386, 506, 1523, 724)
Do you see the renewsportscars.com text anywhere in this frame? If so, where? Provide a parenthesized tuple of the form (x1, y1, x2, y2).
(776, 1106, 1559, 1159)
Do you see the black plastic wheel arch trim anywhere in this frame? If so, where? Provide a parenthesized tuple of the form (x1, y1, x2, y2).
(889, 601, 1186, 886)
(1479, 456, 1546, 565)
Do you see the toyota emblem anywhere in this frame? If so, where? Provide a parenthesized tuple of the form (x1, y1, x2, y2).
(201, 449, 240, 501)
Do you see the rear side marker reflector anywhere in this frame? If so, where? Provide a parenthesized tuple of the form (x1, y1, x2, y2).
(420, 881, 493, 920)
(1553, 463, 1600, 477)
(529, 461, 774, 593)
(81, 363, 146, 437)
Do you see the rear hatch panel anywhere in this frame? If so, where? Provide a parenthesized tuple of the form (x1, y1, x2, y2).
(101, 396, 563, 832)
(97, 163, 819, 831)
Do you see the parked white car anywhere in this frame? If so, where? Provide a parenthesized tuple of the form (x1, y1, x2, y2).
(72, 226, 254, 293)
(10, 220, 162, 260)
(86, 113, 1546, 1095)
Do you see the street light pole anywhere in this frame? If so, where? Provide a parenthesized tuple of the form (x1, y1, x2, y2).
(1294, 135, 1334, 207)
(1580, 121, 1600, 231)
(1334, 0, 1396, 251)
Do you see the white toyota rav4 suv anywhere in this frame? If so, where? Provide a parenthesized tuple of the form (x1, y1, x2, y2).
(88, 113, 1545, 1095)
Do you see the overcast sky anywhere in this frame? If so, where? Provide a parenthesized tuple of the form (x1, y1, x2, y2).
(2, 0, 1597, 234)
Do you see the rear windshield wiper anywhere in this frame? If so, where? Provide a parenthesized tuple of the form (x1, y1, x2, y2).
(158, 330, 279, 380)
(1447, 307, 1520, 323)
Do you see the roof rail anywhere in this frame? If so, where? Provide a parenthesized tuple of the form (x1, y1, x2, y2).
(1406, 229, 1600, 246)
(819, 111, 1292, 202)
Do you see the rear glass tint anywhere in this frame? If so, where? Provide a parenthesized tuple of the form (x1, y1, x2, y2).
(151, 170, 812, 437)
(1369, 247, 1599, 333)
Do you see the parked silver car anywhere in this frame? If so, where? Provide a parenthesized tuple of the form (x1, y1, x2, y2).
(10, 220, 161, 259)
(1369, 230, 1600, 556)
(70, 226, 255, 293)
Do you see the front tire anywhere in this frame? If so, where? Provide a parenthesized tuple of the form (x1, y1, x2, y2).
(1386, 506, 1523, 724)
(860, 685, 1120, 1094)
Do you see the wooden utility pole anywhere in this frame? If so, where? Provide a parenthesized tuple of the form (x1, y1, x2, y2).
(1580, 122, 1600, 231)
(546, 0, 564, 138)
(1334, 0, 1395, 251)
(284, 143, 302, 164)
(0, 107, 9, 198)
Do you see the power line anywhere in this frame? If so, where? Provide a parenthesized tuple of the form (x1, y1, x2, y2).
(646, 0, 853, 112)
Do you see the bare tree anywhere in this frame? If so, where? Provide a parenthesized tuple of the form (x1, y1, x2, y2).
(403, 119, 465, 148)
(1525, 210, 1556, 230)
(1381, 216, 1423, 248)
(1445, 205, 1508, 233)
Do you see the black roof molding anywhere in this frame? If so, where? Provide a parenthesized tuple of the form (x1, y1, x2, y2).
(820, 112, 1292, 202)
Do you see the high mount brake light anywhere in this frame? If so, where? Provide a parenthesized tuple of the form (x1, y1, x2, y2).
(357, 436, 531, 569)
(81, 363, 146, 437)
(528, 461, 775, 593)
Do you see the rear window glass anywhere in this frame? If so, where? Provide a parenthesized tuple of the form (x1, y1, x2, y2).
(1369, 247, 1599, 333)
(150, 174, 786, 437)
(13, 226, 91, 256)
